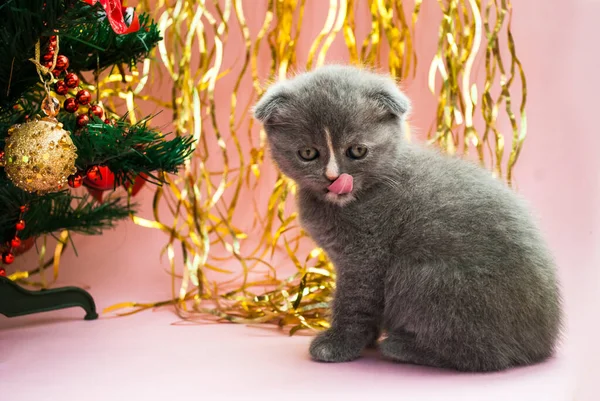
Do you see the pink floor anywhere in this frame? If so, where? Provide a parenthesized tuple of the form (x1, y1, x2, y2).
(0, 313, 576, 401)
(0, 215, 581, 400)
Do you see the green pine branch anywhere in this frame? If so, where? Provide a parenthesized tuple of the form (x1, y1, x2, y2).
(21, 193, 133, 238)
(64, 114, 195, 184)
(59, 8, 161, 72)
(0, 172, 133, 242)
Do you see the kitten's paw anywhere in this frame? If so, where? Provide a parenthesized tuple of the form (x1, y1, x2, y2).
(309, 330, 363, 363)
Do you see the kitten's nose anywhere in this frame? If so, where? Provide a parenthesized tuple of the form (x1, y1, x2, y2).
(326, 171, 340, 181)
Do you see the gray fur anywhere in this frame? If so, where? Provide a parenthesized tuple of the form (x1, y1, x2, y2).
(254, 65, 562, 372)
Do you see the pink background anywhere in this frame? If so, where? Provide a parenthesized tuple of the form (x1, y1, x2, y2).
(1, 0, 598, 400)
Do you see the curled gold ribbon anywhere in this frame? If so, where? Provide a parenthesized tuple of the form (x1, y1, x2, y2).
(105, 0, 527, 334)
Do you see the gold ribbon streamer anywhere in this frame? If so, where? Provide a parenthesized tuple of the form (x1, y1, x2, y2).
(105, 0, 527, 334)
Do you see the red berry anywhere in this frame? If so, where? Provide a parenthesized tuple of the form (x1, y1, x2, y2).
(15, 220, 25, 231)
(54, 80, 68, 95)
(2, 252, 15, 265)
(19, 205, 28, 213)
(55, 55, 69, 71)
(64, 98, 79, 113)
(42, 52, 54, 61)
(0, 268, 6, 277)
(76, 114, 90, 127)
(42, 60, 53, 69)
(49, 36, 57, 46)
(64, 73, 79, 88)
(76, 89, 91, 105)
(88, 105, 104, 119)
(47, 44, 55, 52)
(68, 173, 83, 188)
(11, 237, 21, 248)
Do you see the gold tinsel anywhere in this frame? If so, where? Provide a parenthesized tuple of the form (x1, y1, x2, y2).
(105, 0, 527, 334)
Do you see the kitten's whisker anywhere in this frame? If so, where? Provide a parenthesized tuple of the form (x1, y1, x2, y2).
(381, 175, 402, 192)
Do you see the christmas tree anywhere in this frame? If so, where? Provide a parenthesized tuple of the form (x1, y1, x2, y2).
(0, 0, 193, 318)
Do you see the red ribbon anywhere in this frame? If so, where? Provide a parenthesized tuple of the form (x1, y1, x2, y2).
(83, 0, 140, 35)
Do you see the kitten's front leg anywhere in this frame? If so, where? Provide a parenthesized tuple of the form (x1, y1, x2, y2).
(309, 266, 384, 362)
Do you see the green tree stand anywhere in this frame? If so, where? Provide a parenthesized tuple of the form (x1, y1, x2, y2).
(0, 276, 98, 320)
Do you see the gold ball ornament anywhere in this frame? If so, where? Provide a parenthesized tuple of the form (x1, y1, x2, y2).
(3, 118, 78, 193)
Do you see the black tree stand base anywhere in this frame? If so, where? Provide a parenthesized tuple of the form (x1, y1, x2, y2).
(0, 276, 98, 320)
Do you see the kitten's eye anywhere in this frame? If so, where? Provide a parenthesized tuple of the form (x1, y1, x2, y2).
(298, 148, 319, 161)
(346, 145, 368, 160)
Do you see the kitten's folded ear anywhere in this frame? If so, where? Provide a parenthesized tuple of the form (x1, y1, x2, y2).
(253, 85, 290, 124)
(371, 84, 411, 118)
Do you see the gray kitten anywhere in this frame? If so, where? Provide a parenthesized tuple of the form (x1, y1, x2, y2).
(253, 65, 561, 372)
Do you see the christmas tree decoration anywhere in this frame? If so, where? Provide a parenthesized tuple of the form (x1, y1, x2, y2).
(64, 73, 79, 88)
(64, 97, 78, 112)
(12, 237, 35, 256)
(124, 173, 147, 197)
(86, 165, 100, 180)
(84, 165, 115, 191)
(84, 0, 141, 35)
(42, 52, 54, 62)
(54, 80, 68, 95)
(10, 237, 21, 248)
(54, 55, 69, 71)
(15, 220, 25, 231)
(75, 90, 91, 105)
(0, 0, 192, 320)
(76, 114, 90, 127)
(3, 105, 78, 193)
(88, 105, 104, 119)
(2, 252, 14, 265)
(68, 173, 83, 188)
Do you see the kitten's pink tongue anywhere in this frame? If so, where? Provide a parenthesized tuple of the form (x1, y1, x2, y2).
(327, 173, 353, 195)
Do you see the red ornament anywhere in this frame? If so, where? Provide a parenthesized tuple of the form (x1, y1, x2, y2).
(54, 80, 68, 95)
(68, 173, 84, 188)
(10, 237, 21, 248)
(76, 114, 90, 127)
(13, 237, 35, 256)
(55, 55, 70, 71)
(124, 173, 148, 197)
(86, 165, 100, 180)
(0, 268, 5, 277)
(104, 118, 114, 125)
(76, 89, 91, 105)
(88, 105, 104, 119)
(64, 73, 79, 88)
(64, 97, 79, 113)
(2, 252, 14, 265)
(84, 165, 116, 191)
(43, 52, 55, 61)
(15, 220, 25, 231)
